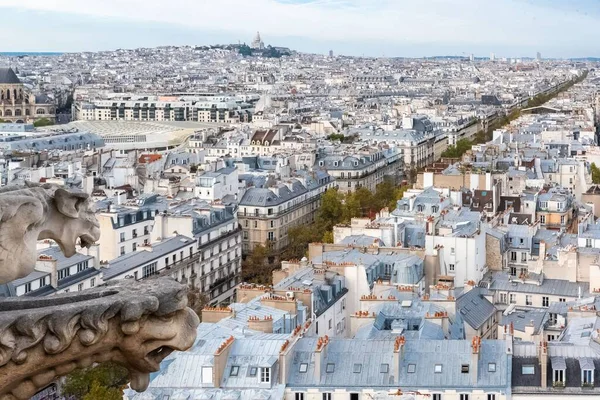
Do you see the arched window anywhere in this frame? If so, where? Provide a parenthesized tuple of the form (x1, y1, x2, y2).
(0, 90, 4, 100)
(25, 109, 30, 116)
(36, 108, 45, 115)
(13, 89, 16, 100)
(14, 109, 21, 116)
(6, 90, 10, 100)
(18, 89, 22, 100)
(0, 110, 3, 117)
(4, 109, 12, 116)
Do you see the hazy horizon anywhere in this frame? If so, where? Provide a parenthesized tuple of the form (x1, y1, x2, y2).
(1, 0, 600, 58)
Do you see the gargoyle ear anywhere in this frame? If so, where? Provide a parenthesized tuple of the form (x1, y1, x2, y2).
(55, 188, 89, 219)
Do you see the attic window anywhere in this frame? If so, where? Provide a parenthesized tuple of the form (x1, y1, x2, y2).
(249, 367, 258, 377)
(522, 365, 535, 375)
(407, 364, 416, 373)
(299, 363, 308, 373)
(326, 363, 335, 373)
(461, 364, 469, 373)
(353, 364, 362, 373)
(230, 366, 239, 376)
(380, 364, 389, 373)
(434, 364, 443, 373)
(488, 363, 496, 372)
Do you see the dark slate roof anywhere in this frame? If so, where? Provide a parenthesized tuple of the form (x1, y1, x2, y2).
(0, 68, 21, 84)
(456, 287, 496, 330)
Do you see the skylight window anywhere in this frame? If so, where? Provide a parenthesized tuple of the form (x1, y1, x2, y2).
(522, 365, 535, 375)
(353, 364, 362, 373)
(434, 364, 443, 373)
(326, 363, 335, 373)
(407, 364, 416, 373)
(488, 363, 496, 372)
(380, 364, 389, 373)
(230, 366, 239, 377)
(249, 367, 257, 377)
(461, 364, 470, 373)
(299, 363, 308, 373)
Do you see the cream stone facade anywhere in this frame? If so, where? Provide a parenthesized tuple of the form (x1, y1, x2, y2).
(0, 68, 55, 123)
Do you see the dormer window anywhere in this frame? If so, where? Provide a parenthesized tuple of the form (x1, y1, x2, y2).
(431, 206, 439, 213)
(580, 359, 594, 386)
(417, 204, 425, 212)
(552, 357, 566, 386)
(260, 367, 271, 383)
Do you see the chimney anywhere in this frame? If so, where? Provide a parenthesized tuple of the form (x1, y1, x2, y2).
(247, 315, 274, 333)
(314, 335, 330, 382)
(471, 336, 481, 385)
(393, 336, 406, 385)
(213, 336, 235, 388)
(539, 341, 548, 388)
(201, 306, 234, 323)
(463, 280, 476, 294)
(35, 254, 58, 288)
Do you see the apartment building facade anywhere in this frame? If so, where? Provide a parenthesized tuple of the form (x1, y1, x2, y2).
(238, 171, 335, 253)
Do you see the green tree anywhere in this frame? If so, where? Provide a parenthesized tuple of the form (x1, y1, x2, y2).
(592, 163, 600, 184)
(187, 287, 210, 318)
(241, 245, 273, 285)
(33, 118, 54, 127)
(322, 230, 334, 243)
(282, 225, 320, 260)
(83, 381, 123, 400)
(62, 362, 129, 400)
(316, 188, 344, 232)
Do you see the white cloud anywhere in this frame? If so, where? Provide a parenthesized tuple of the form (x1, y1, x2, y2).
(0, 0, 598, 49)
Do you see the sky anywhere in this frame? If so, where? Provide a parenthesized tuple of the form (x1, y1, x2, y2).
(0, 0, 599, 58)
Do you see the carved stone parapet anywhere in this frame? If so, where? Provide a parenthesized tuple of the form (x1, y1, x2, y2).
(0, 279, 199, 400)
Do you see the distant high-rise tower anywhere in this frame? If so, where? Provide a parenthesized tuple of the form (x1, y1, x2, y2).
(251, 32, 264, 50)
(469, 53, 474, 62)
(329, 50, 334, 57)
(490, 52, 495, 62)
(536, 51, 542, 61)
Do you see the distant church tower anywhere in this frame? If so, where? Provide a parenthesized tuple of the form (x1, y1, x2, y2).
(251, 32, 264, 50)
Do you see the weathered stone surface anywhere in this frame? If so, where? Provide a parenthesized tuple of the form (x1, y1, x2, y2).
(0, 182, 100, 284)
(0, 279, 199, 400)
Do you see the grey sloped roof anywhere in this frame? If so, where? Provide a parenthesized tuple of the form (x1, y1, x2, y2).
(489, 272, 590, 298)
(0, 68, 20, 84)
(398, 339, 509, 389)
(287, 338, 509, 390)
(103, 235, 194, 279)
(500, 309, 548, 334)
(456, 288, 496, 330)
(287, 338, 395, 388)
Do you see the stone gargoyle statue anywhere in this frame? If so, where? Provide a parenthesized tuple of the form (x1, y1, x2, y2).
(0, 279, 199, 400)
(0, 182, 200, 399)
(0, 181, 101, 283)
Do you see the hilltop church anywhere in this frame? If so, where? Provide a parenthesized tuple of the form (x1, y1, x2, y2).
(0, 67, 55, 123)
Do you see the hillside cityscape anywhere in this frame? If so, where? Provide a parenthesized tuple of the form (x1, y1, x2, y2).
(3, 23, 600, 400)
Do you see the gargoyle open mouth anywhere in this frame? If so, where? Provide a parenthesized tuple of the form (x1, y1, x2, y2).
(79, 234, 96, 249)
(145, 345, 175, 369)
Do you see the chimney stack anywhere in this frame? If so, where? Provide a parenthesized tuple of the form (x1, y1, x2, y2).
(539, 341, 548, 388)
(393, 336, 406, 385)
(471, 336, 481, 385)
(314, 335, 330, 382)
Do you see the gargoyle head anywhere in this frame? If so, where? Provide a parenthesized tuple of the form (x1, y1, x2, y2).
(48, 188, 101, 257)
(0, 183, 101, 284)
(116, 283, 200, 391)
